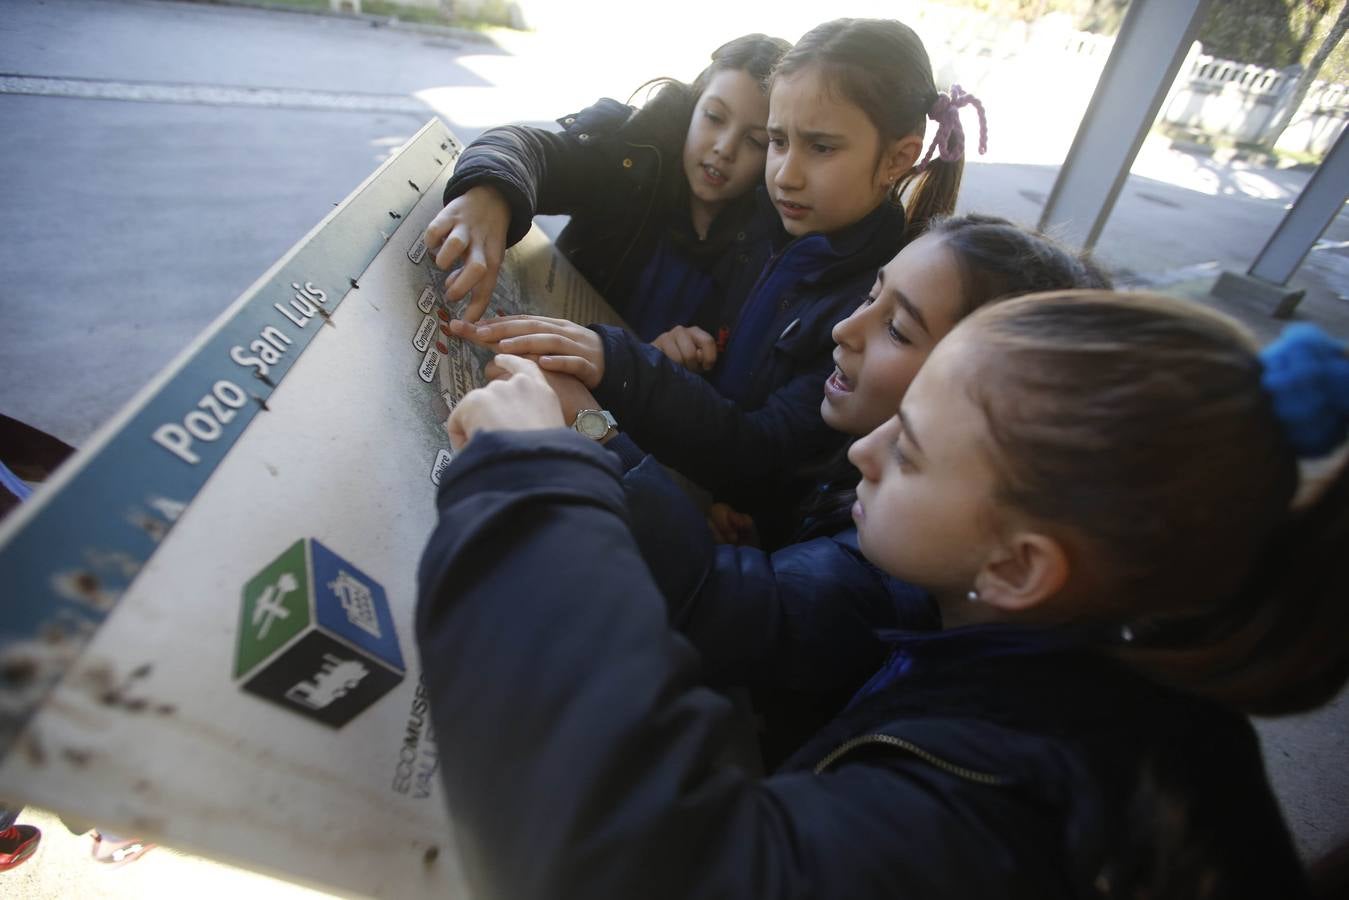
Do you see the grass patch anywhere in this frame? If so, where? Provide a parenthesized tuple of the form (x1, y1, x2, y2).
(1152, 122, 1324, 168)
(1269, 146, 1322, 168)
(202, 0, 517, 31)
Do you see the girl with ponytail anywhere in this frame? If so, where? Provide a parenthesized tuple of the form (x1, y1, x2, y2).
(450, 18, 989, 527)
(421, 294, 1344, 898)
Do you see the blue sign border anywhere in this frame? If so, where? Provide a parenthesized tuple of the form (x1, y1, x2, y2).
(0, 119, 457, 755)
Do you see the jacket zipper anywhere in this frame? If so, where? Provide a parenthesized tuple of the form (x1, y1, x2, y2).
(814, 733, 1011, 786)
(603, 140, 662, 297)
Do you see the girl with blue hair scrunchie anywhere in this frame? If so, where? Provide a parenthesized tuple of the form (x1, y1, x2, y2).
(1260, 322, 1349, 459)
(420, 289, 1349, 898)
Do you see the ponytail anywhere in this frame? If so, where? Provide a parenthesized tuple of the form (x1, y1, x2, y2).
(965, 296, 1349, 717)
(1130, 457, 1349, 716)
(899, 84, 987, 239)
(898, 158, 963, 240)
(1121, 322, 1349, 716)
(772, 20, 987, 238)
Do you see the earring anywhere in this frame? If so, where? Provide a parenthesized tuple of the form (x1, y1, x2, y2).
(1120, 625, 1135, 643)
(966, 589, 979, 602)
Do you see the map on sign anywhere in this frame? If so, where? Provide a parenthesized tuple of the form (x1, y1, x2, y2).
(0, 119, 626, 897)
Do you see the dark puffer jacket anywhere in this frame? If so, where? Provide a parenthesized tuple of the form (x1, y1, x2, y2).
(619, 449, 938, 766)
(592, 198, 907, 522)
(442, 86, 770, 332)
(417, 430, 1309, 900)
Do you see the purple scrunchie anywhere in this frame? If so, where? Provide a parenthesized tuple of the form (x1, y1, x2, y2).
(917, 84, 989, 172)
(1260, 323, 1349, 459)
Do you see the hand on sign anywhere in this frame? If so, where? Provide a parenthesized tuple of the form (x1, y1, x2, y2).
(449, 315, 606, 389)
(445, 355, 565, 451)
(707, 502, 758, 546)
(484, 357, 598, 427)
(652, 325, 718, 373)
(424, 185, 510, 323)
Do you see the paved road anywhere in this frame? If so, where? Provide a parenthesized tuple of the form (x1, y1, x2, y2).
(4, 0, 1347, 445)
(0, 0, 514, 446)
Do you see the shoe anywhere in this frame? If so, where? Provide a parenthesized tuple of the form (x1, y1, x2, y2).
(0, 824, 41, 871)
(90, 831, 154, 867)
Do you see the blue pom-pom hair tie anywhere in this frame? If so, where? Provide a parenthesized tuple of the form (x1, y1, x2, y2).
(1260, 323, 1349, 510)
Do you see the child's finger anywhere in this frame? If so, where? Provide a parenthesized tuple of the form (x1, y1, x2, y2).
(456, 317, 577, 344)
(434, 226, 470, 273)
(447, 320, 500, 349)
(459, 286, 492, 324)
(490, 353, 546, 381)
(488, 314, 573, 328)
(445, 256, 487, 307)
(446, 402, 474, 451)
(459, 242, 500, 323)
(538, 355, 601, 390)
(425, 208, 456, 258)
(672, 329, 699, 365)
(689, 328, 718, 369)
(498, 334, 582, 358)
(651, 333, 682, 365)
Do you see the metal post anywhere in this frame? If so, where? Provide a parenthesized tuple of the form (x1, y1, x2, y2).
(1212, 126, 1349, 317)
(1039, 0, 1214, 250)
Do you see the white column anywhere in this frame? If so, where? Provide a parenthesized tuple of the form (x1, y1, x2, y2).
(1039, 0, 1214, 250)
(1211, 126, 1349, 316)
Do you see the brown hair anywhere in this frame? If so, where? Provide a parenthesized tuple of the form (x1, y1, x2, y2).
(630, 33, 790, 107)
(963, 291, 1349, 715)
(929, 214, 1111, 312)
(792, 216, 1110, 543)
(772, 19, 960, 238)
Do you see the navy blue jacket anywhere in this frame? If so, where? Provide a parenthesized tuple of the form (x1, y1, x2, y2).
(417, 430, 1308, 900)
(691, 529, 940, 769)
(618, 451, 931, 680)
(592, 199, 907, 517)
(442, 88, 770, 334)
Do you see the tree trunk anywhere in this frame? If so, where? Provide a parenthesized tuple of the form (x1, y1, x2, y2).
(1265, 0, 1349, 147)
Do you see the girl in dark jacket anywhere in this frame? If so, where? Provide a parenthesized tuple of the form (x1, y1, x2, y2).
(449, 18, 988, 522)
(639, 215, 1111, 767)
(425, 33, 789, 341)
(420, 294, 1346, 899)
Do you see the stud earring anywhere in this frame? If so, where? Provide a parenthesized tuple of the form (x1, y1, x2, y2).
(1120, 625, 1135, 643)
(966, 589, 979, 602)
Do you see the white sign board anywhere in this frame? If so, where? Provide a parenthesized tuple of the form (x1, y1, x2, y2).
(0, 119, 624, 896)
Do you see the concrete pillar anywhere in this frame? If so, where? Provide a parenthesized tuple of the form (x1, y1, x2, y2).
(1039, 0, 1214, 250)
(1211, 126, 1349, 317)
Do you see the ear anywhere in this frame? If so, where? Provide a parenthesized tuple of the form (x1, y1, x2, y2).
(974, 530, 1069, 614)
(880, 134, 924, 186)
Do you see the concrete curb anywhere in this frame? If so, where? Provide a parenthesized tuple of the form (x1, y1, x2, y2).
(1157, 130, 1318, 172)
(184, 0, 502, 45)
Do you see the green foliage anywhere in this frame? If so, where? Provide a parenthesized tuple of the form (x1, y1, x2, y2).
(934, 0, 1346, 81)
(360, 0, 454, 26)
(1198, 0, 1347, 81)
(928, 0, 1129, 32)
(459, 0, 521, 29)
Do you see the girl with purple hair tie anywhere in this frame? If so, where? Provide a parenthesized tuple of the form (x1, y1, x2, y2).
(449, 19, 992, 543)
(420, 293, 1346, 899)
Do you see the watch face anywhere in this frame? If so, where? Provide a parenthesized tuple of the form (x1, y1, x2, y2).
(575, 411, 609, 439)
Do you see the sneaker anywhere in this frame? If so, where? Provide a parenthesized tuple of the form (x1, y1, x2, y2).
(90, 831, 154, 868)
(0, 824, 41, 872)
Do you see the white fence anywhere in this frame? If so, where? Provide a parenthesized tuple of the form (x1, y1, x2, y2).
(1162, 47, 1349, 155)
(902, 6, 1347, 159)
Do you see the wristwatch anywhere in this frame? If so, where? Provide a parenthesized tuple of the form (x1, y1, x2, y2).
(572, 409, 617, 441)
